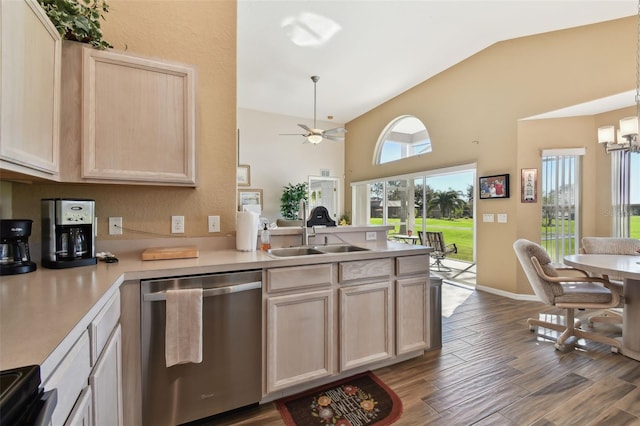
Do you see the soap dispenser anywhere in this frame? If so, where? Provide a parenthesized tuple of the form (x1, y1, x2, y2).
(260, 224, 271, 251)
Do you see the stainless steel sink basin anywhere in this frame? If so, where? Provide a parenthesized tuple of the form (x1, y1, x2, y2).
(316, 244, 370, 253)
(268, 247, 326, 257)
(267, 244, 369, 257)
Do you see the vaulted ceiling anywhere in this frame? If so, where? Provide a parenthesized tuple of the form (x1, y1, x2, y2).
(238, 1, 636, 124)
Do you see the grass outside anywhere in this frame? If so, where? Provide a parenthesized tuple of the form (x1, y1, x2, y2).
(372, 217, 474, 262)
(371, 215, 640, 263)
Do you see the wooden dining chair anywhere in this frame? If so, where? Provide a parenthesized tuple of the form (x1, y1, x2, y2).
(513, 238, 622, 353)
(418, 231, 457, 271)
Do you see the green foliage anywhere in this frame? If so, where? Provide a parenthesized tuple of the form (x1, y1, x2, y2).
(427, 189, 466, 219)
(38, 0, 112, 49)
(339, 211, 351, 226)
(280, 182, 308, 220)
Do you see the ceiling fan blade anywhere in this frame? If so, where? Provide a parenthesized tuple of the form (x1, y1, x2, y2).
(322, 134, 344, 141)
(280, 133, 306, 136)
(298, 124, 312, 132)
(323, 127, 347, 134)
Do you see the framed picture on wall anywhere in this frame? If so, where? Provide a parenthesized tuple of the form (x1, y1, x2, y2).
(521, 168, 537, 203)
(479, 174, 510, 199)
(238, 188, 262, 212)
(237, 164, 251, 186)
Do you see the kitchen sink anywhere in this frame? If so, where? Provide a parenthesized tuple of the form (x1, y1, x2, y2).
(267, 247, 326, 257)
(267, 245, 369, 257)
(316, 244, 370, 253)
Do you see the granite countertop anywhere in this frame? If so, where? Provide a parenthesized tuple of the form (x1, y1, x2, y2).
(0, 241, 430, 376)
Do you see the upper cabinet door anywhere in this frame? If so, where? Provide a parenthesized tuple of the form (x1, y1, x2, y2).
(0, 0, 61, 179)
(60, 42, 198, 186)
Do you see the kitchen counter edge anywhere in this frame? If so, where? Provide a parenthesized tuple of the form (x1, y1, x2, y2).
(0, 241, 431, 377)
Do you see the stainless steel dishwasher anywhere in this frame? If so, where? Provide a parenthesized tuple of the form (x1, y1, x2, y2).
(141, 270, 262, 425)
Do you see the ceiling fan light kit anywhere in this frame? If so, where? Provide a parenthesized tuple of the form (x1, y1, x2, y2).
(282, 75, 346, 144)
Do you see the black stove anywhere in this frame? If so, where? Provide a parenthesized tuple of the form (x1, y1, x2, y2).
(0, 365, 55, 425)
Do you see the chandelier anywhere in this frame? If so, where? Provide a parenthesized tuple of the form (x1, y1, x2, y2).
(597, 1, 640, 154)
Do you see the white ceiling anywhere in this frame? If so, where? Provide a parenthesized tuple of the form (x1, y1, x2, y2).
(237, 1, 636, 125)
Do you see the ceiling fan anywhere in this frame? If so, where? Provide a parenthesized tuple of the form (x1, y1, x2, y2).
(281, 75, 346, 144)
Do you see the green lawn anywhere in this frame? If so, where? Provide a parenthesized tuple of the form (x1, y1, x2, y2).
(632, 216, 640, 239)
(373, 217, 474, 262)
(372, 215, 640, 263)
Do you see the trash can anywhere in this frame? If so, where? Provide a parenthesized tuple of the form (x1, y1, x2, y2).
(429, 273, 443, 349)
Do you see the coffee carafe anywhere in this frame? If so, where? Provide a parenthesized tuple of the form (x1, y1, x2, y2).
(0, 219, 37, 275)
(41, 199, 97, 269)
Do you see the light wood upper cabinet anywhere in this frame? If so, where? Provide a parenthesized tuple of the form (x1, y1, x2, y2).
(61, 41, 197, 186)
(0, 0, 61, 180)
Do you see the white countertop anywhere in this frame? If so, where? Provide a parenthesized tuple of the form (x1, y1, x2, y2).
(0, 241, 429, 375)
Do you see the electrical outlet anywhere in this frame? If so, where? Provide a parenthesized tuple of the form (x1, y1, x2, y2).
(208, 215, 220, 233)
(109, 217, 122, 235)
(171, 216, 185, 234)
(366, 231, 377, 241)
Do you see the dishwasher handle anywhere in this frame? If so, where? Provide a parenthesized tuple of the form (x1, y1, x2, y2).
(143, 281, 261, 302)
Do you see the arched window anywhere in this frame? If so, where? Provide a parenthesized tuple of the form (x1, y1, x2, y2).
(374, 115, 431, 164)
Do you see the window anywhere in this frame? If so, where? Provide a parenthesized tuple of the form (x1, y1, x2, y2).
(541, 149, 584, 263)
(375, 116, 431, 164)
(351, 165, 475, 263)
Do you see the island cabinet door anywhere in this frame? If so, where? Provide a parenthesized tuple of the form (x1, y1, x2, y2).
(396, 276, 428, 355)
(339, 280, 394, 371)
(266, 290, 334, 393)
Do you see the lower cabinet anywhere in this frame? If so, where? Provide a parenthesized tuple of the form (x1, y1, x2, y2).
(339, 280, 394, 371)
(89, 324, 123, 426)
(65, 386, 92, 426)
(264, 254, 431, 397)
(396, 276, 429, 355)
(46, 331, 92, 426)
(44, 292, 123, 426)
(266, 289, 334, 393)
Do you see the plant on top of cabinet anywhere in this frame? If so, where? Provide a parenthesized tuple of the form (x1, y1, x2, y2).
(38, 0, 112, 49)
(280, 182, 308, 220)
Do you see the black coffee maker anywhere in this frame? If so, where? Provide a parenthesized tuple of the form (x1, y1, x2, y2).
(0, 219, 37, 275)
(41, 198, 97, 269)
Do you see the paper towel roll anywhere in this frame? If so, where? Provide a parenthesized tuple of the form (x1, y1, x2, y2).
(236, 211, 259, 252)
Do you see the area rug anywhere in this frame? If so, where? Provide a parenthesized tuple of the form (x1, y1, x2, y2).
(276, 371, 402, 426)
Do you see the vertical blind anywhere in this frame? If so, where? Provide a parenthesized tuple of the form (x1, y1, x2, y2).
(611, 150, 631, 238)
(541, 149, 584, 263)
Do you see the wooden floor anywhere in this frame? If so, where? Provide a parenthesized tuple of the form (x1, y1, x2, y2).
(201, 283, 640, 426)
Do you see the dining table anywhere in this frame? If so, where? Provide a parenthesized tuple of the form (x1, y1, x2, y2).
(564, 253, 640, 361)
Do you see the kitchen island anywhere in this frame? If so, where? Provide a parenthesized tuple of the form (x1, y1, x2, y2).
(1, 233, 435, 425)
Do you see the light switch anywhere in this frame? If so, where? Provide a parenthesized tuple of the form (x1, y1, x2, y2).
(497, 213, 508, 223)
(483, 214, 494, 223)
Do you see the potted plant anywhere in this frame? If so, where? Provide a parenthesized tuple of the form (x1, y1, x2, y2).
(38, 0, 112, 49)
(280, 182, 308, 220)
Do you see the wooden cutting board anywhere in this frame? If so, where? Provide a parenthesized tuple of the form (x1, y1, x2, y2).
(141, 246, 199, 261)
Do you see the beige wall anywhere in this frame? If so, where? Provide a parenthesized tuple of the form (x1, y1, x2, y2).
(10, 0, 237, 242)
(6, 6, 635, 296)
(344, 17, 635, 294)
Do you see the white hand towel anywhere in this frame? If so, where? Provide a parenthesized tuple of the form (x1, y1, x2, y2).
(165, 288, 203, 367)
